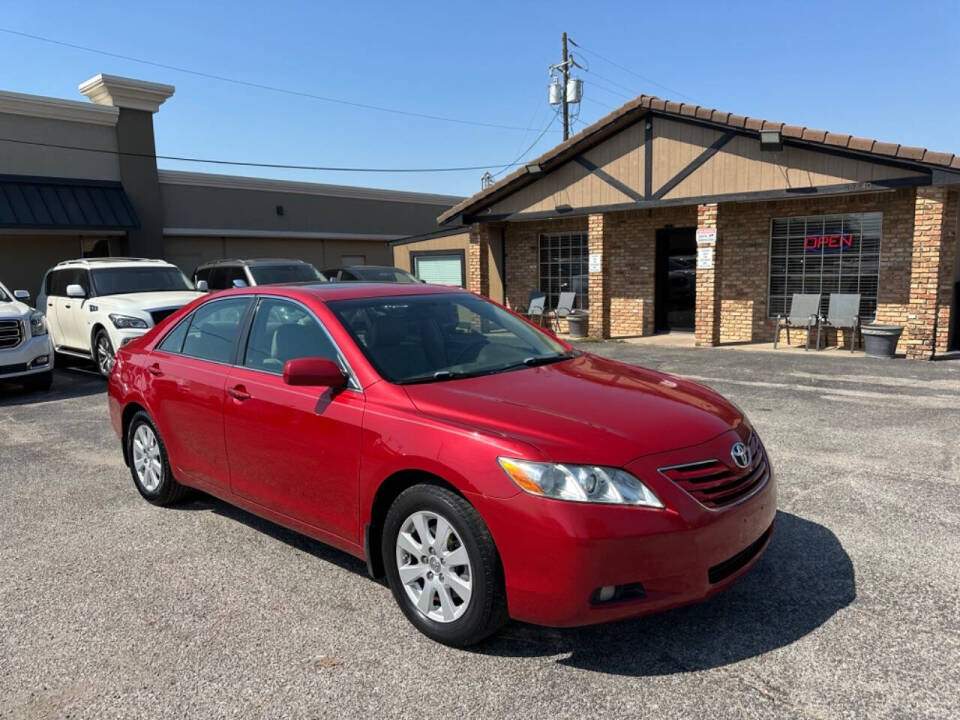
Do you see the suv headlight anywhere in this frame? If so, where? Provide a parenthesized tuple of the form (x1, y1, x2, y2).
(498, 458, 664, 507)
(29, 311, 47, 337)
(109, 313, 148, 329)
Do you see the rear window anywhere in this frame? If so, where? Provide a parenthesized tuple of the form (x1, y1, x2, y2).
(249, 264, 325, 285)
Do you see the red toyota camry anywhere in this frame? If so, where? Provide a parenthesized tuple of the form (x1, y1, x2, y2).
(108, 282, 775, 646)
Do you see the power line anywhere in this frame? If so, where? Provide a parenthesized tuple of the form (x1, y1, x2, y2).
(491, 111, 559, 179)
(0, 26, 557, 134)
(569, 39, 693, 100)
(0, 136, 534, 174)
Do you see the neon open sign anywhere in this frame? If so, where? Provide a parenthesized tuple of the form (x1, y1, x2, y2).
(805, 233, 853, 253)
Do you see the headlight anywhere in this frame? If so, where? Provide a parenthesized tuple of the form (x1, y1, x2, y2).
(109, 313, 148, 329)
(29, 311, 47, 337)
(497, 458, 664, 507)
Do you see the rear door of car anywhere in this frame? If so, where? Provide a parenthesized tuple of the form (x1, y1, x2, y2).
(223, 295, 363, 540)
(146, 296, 254, 492)
(59, 268, 93, 350)
(41, 270, 66, 345)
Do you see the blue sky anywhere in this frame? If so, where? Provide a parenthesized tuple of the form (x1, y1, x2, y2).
(1, 1, 958, 198)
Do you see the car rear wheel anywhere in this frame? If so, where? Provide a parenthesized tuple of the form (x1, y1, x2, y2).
(94, 329, 115, 379)
(127, 411, 187, 506)
(382, 484, 508, 646)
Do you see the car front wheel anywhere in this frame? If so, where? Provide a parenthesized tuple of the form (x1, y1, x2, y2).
(382, 484, 508, 646)
(127, 411, 187, 506)
(94, 329, 115, 379)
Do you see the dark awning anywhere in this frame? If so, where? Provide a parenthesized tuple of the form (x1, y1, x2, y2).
(0, 174, 138, 230)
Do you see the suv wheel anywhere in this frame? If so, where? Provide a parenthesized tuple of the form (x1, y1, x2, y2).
(94, 329, 115, 378)
(127, 411, 187, 506)
(382, 484, 508, 646)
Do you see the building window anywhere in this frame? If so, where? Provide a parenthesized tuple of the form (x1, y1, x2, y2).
(768, 212, 882, 320)
(539, 232, 588, 310)
(412, 251, 465, 287)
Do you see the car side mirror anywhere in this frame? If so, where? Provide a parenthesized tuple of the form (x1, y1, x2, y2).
(196, 280, 209, 292)
(283, 357, 347, 388)
(232, 279, 248, 288)
(14, 290, 29, 300)
(66, 284, 86, 298)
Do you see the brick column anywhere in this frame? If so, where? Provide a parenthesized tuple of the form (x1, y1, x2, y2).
(935, 191, 959, 353)
(467, 223, 490, 296)
(695, 203, 721, 346)
(587, 213, 609, 338)
(905, 187, 951, 360)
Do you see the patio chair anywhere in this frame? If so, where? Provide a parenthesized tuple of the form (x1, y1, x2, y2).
(817, 294, 861, 352)
(774, 293, 821, 351)
(543, 291, 577, 332)
(520, 291, 547, 326)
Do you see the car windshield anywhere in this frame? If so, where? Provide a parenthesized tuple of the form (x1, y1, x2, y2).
(91, 266, 194, 296)
(328, 293, 573, 384)
(0, 283, 9, 302)
(352, 267, 419, 283)
(249, 263, 325, 285)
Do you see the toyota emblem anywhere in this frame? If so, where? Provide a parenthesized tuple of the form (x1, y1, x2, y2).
(731, 442, 751, 469)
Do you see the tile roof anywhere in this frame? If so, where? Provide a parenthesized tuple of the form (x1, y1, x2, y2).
(439, 94, 960, 224)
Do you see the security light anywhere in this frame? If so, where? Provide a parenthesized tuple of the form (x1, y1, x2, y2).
(760, 130, 783, 152)
(526, 163, 543, 175)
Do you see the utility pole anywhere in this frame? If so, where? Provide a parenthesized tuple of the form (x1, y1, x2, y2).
(561, 31, 570, 141)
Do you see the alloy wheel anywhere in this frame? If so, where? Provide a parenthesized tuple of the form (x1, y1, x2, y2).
(132, 424, 162, 493)
(395, 510, 473, 623)
(96, 334, 114, 376)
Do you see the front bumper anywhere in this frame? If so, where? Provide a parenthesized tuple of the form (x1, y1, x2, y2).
(474, 430, 777, 627)
(0, 333, 54, 380)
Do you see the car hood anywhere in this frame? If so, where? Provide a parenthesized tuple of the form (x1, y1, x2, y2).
(0, 299, 31, 319)
(96, 291, 203, 312)
(402, 353, 744, 467)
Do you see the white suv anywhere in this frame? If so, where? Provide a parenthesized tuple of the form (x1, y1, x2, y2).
(0, 281, 54, 391)
(38, 258, 202, 378)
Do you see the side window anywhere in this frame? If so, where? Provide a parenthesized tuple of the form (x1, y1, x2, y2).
(76, 269, 92, 296)
(47, 270, 65, 296)
(181, 298, 252, 364)
(243, 298, 338, 373)
(208, 266, 229, 290)
(225, 266, 247, 287)
(195, 267, 211, 283)
(157, 315, 191, 354)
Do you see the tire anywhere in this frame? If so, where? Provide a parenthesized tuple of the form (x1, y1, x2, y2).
(93, 328, 115, 379)
(382, 484, 508, 647)
(23, 371, 53, 392)
(126, 411, 188, 506)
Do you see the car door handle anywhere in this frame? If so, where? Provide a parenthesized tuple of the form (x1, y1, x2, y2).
(148, 363, 163, 376)
(64, 304, 71, 309)
(47, 302, 54, 308)
(228, 385, 251, 401)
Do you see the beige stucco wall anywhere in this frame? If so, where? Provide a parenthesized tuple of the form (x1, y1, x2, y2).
(0, 234, 91, 298)
(0, 112, 121, 181)
(392, 232, 471, 272)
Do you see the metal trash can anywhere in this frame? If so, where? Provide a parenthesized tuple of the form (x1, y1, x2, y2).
(862, 324, 904, 359)
(566, 311, 588, 338)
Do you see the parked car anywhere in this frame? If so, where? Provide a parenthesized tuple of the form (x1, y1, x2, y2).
(0, 280, 54, 391)
(108, 283, 775, 647)
(323, 265, 421, 283)
(38, 258, 202, 378)
(194, 258, 325, 291)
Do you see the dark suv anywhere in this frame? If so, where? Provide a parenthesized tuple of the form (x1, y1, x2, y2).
(194, 258, 325, 291)
(323, 265, 421, 283)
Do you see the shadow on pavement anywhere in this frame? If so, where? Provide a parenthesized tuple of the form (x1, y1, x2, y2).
(0, 367, 104, 407)
(476, 511, 855, 675)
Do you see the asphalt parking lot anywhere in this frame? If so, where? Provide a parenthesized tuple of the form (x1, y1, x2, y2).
(2, 347, 959, 719)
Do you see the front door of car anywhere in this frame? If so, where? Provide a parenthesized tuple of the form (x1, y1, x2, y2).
(147, 296, 253, 492)
(223, 297, 363, 540)
(55, 269, 90, 350)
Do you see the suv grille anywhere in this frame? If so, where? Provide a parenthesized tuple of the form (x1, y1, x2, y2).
(150, 309, 178, 326)
(0, 320, 23, 350)
(659, 433, 768, 509)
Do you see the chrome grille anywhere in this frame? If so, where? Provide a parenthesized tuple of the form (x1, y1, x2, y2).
(0, 320, 23, 350)
(659, 433, 768, 509)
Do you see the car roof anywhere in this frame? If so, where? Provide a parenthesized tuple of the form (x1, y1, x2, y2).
(52, 257, 176, 269)
(197, 258, 311, 268)
(220, 281, 466, 302)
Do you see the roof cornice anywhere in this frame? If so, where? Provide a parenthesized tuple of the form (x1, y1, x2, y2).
(0, 88, 119, 126)
(78, 74, 175, 113)
(157, 169, 463, 206)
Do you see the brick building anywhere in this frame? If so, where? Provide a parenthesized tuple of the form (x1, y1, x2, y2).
(433, 95, 960, 359)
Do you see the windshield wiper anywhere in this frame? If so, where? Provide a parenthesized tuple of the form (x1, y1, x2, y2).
(521, 352, 575, 367)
